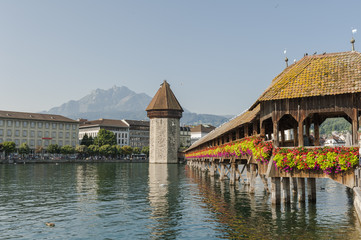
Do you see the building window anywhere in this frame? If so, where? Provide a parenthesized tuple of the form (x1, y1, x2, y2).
(38, 122, 43, 128)
(38, 131, 42, 137)
(7, 120, 12, 127)
(31, 122, 35, 128)
(59, 124, 63, 130)
(37, 140, 42, 146)
(15, 130, 19, 137)
(0, 129, 3, 136)
(0, 138, 3, 143)
(22, 139, 27, 144)
(0, 120, 3, 126)
(44, 140, 49, 146)
(72, 141, 75, 147)
(45, 131, 49, 137)
(31, 131, 35, 137)
(15, 121, 20, 127)
(30, 140, 35, 146)
(23, 130, 27, 137)
(66, 124, 70, 130)
(45, 123, 49, 129)
(15, 139, 19, 146)
(72, 124, 76, 130)
(59, 132, 63, 138)
(23, 121, 28, 128)
(65, 140, 70, 145)
(52, 140, 56, 144)
(52, 123, 57, 129)
(72, 133, 76, 138)
(52, 132, 56, 138)
(59, 140, 63, 146)
(66, 132, 70, 138)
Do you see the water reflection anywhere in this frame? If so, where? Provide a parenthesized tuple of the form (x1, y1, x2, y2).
(148, 164, 182, 239)
(185, 165, 361, 239)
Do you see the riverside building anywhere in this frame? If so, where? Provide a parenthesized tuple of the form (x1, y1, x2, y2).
(78, 118, 130, 147)
(0, 110, 79, 150)
(122, 120, 150, 149)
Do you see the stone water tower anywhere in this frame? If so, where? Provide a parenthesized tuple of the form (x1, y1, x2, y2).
(146, 80, 183, 164)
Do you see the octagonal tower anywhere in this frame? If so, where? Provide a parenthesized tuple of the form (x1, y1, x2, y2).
(146, 80, 183, 164)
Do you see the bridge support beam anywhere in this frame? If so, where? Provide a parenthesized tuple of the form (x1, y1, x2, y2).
(219, 163, 226, 181)
(271, 177, 281, 205)
(281, 177, 291, 203)
(229, 163, 237, 185)
(260, 174, 269, 193)
(209, 162, 216, 177)
(307, 178, 316, 202)
(297, 178, 306, 202)
(292, 177, 298, 195)
(249, 164, 257, 193)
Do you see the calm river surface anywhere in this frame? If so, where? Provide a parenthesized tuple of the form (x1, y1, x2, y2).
(1, 163, 361, 239)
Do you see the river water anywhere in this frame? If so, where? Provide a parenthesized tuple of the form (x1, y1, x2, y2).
(0, 163, 360, 239)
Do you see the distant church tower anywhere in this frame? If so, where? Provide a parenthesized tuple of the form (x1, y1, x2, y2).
(146, 80, 183, 164)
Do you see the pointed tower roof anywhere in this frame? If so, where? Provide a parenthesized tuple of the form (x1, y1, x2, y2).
(146, 80, 183, 119)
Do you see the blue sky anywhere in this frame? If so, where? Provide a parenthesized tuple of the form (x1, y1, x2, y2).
(0, 0, 360, 116)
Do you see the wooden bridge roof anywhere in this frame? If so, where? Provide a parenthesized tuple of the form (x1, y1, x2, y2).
(256, 51, 361, 102)
(187, 104, 260, 151)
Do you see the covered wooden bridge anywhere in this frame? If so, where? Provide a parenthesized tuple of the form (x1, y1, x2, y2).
(185, 50, 361, 204)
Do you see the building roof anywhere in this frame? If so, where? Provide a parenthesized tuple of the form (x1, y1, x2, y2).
(191, 124, 216, 133)
(146, 80, 183, 112)
(256, 51, 361, 103)
(122, 119, 150, 127)
(79, 118, 128, 128)
(0, 110, 78, 123)
(187, 104, 260, 151)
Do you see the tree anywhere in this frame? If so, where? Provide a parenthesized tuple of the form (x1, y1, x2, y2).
(19, 143, 30, 156)
(75, 145, 87, 155)
(80, 134, 94, 146)
(94, 129, 116, 146)
(35, 145, 43, 153)
(3, 141, 16, 156)
(47, 144, 60, 154)
(88, 144, 99, 156)
(61, 145, 75, 155)
(121, 145, 133, 156)
(133, 147, 141, 154)
(141, 146, 149, 157)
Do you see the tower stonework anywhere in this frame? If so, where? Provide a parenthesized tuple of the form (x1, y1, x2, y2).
(146, 81, 183, 164)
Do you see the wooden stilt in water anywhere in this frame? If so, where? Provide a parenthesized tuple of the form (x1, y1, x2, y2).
(260, 174, 270, 193)
(281, 177, 291, 203)
(271, 177, 281, 205)
(229, 163, 237, 185)
(297, 178, 306, 202)
(307, 178, 316, 202)
(291, 177, 298, 195)
(249, 164, 257, 193)
(219, 163, 225, 181)
(209, 161, 216, 177)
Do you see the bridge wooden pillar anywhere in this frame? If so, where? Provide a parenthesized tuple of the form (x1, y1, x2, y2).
(271, 177, 281, 205)
(209, 161, 216, 176)
(297, 178, 306, 202)
(260, 174, 269, 193)
(307, 178, 316, 202)
(293, 127, 298, 146)
(314, 115, 320, 146)
(219, 163, 226, 181)
(229, 162, 237, 185)
(298, 120, 304, 147)
(281, 177, 291, 203)
(273, 120, 279, 147)
(291, 177, 298, 195)
(249, 164, 257, 193)
(352, 107, 359, 145)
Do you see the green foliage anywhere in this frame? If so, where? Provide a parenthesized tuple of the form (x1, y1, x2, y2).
(141, 146, 149, 157)
(88, 144, 99, 155)
(3, 141, 16, 156)
(121, 145, 133, 156)
(47, 144, 60, 154)
(94, 129, 116, 146)
(320, 117, 351, 135)
(60, 145, 75, 155)
(80, 134, 94, 146)
(18, 143, 30, 155)
(133, 147, 141, 154)
(75, 145, 87, 154)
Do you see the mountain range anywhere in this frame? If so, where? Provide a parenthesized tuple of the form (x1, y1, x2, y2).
(42, 86, 231, 126)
